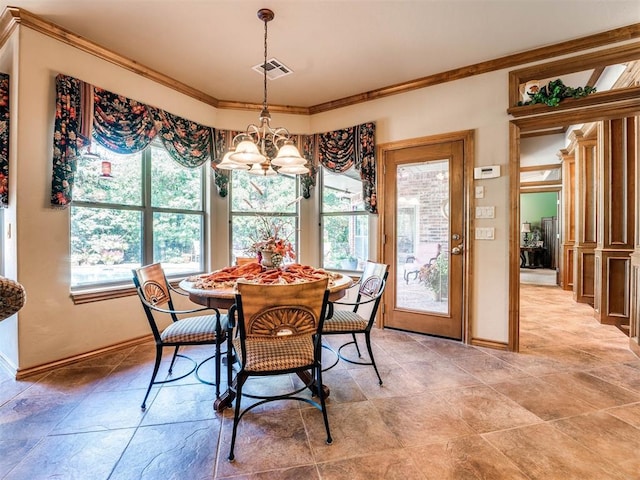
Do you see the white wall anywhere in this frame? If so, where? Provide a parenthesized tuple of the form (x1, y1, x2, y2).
(521, 134, 564, 167)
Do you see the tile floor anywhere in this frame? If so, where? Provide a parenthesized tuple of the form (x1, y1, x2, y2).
(2, 284, 640, 479)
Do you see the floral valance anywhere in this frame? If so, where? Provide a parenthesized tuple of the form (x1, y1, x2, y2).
(51, 75, 91, 206)
(51, 74, 376, 212)
(51, 74, 214, 207)
(0, 74, 9, 207)
(92, 87, 158, 154)
(316, 122, 377, 213)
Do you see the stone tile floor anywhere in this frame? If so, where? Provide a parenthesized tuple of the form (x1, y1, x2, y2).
(1, 284, 640, 479)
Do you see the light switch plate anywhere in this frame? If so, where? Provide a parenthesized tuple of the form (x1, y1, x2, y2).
(475, 227, 495, 240)
(475, 186, 485, 199)
(475, 206, 495, 219)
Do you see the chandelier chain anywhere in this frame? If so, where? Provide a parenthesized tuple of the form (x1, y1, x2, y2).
(262, 14, 268, 111)
(219, 8, 309, 176)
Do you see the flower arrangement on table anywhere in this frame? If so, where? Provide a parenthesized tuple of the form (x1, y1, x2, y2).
(247, 216, 296, 268)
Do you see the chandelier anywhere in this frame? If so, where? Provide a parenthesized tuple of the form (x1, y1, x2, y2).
(217, 8, 309, 176)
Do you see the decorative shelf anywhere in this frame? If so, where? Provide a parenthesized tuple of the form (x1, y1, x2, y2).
(507, 86, 640, 117)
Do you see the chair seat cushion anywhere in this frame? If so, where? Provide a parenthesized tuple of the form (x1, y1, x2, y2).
(233, 335, 315, 372)
(161, 314, 227, 343)
(323, 310, 368, 333)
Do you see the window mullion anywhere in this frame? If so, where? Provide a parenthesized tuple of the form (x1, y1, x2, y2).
(142, 148, 153, 265)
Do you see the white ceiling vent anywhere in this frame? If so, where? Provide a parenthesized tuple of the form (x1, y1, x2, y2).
(252, 58, 293, 80)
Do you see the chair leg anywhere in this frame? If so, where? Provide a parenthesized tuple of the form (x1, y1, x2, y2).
(168, 345, 180, 374)
(364, 332, 383, 385)
(228, 372, 247, 462)
(142, 344, 163, 410)
(352, 333, 362, 358)
(226, 337, 234, 386)
(214, 340, 221, 399)
(316, 364, 333, 445)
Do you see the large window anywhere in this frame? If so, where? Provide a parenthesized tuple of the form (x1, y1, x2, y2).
(70, 142, 205, 288)
(321, 167, 369, 271)
(230, 173, 299, 265)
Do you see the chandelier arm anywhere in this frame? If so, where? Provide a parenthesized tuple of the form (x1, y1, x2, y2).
(271, 127, 292, 148)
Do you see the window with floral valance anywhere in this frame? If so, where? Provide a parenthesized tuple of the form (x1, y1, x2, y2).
(51, 74, 214, 207)
(0, 73, 9, 207)
(212, 122, 377, 213)
(51, 73, 377, 213)
(317, 122, 376, 214)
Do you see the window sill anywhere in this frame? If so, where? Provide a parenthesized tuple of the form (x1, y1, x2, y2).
(70, 279, 184, 305)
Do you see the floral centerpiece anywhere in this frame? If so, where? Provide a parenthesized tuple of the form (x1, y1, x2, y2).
(247, 216, 296, 268)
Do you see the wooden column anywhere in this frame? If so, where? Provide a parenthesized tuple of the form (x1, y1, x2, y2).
(573, 130, 598, 305)
(594, 118, 636, 326)
(560, 148, 575, 291)
(629, 117, 640, 357)
(631, 251, 640, 357)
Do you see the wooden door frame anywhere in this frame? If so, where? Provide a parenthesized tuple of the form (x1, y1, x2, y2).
(509, 103, 640, 351)
(377, 129, 475, 344)
(520, 187, 561, 275)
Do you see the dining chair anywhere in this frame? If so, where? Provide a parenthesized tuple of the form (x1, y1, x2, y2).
(132, 263, 227, 410)
(226, 277, 332, 461)
(322, 261, 389, 385)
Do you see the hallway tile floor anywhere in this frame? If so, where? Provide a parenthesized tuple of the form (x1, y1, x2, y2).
(1, 284, 639, 479)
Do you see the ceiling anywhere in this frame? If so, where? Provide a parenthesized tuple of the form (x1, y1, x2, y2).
(1, 0, 639, 109)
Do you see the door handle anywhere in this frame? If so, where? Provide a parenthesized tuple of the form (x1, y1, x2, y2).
(452, 244, 464, 255)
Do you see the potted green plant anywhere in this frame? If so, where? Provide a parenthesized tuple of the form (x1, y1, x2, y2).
(518, 78, 596, 107)
(419, 254, 448, 301)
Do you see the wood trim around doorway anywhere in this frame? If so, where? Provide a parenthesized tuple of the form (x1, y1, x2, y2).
(509, 104, 640, 352)
(377, 129, 475, 344)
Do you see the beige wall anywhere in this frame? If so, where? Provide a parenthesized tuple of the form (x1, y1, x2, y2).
(1, 23, 632, 372)
(310, 73, 512, 342)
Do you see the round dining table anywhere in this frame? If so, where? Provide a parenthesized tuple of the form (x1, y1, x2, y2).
(178, 268, 354, 411)
(178, 270, 353, 310)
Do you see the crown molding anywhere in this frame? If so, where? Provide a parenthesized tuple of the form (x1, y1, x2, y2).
(2, 7, 639, 116)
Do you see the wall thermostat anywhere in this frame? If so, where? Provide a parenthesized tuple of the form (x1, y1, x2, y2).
(474, 165, 501, 179)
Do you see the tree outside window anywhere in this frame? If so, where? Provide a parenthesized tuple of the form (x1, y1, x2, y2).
(230, 173, 299, 265)
(70, 142, 205, 288)
(321, 167, 368, 271)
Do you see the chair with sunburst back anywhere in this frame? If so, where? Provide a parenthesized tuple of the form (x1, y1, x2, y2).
(132, 263, 227, 410)
(322, 261, 389, 385)
(226, 277, 332, 461)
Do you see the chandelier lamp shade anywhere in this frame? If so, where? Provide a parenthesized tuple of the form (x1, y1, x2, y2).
(217, 8, 309, 177)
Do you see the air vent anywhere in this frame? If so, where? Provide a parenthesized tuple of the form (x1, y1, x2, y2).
(252, 58, 293, 80)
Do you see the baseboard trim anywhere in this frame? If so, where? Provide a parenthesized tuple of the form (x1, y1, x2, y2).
(15, 335, 153, 380)
(470, 337, 509, 351)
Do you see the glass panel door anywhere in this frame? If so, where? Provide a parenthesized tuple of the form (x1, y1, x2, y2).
(383, 139, 465, 340)
(396, 160, 449, 314)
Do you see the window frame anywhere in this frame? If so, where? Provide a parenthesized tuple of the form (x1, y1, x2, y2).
(319, 166, 369, 272)
(70, 141, 207, 297)
(228, 172, 301, 266)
